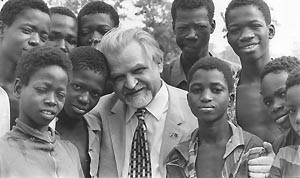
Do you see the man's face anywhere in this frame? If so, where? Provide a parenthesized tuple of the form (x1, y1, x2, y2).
(63, 69, 106, 120)
(226, 5, 275, 62)
(187, 69, 230, 124)
(1, 9, 50, 63)
(46, 14, 78, 53)
(261, 71, 290, 130)
(108, 41, 163, 108)
(16, 65, 68, 131)
(173, 7, 214, 58)
(79, 13, 114, 50)
(286, 85, 300, 136)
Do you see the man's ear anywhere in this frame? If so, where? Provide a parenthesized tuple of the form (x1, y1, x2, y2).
(210, 19, 216, 34)
(14, 78, 23, 99)
(268, 24, 275, 39)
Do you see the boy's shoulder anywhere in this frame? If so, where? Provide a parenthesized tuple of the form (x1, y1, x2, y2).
(240, 126, 264, 150)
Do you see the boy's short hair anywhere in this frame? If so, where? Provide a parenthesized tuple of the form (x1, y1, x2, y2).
(0, 0, 50, 26)
(69, 46, 109, 79)
(16, 46, 72, 86)
(187, 56, 234, 93)
(225, 0, 271, 26)
(78, 1, 119, 28)
(286, 67, 300, 90)
(50, 6, 76, 19)
(261, 56, 300, 80)
(171, 0, 215, 23)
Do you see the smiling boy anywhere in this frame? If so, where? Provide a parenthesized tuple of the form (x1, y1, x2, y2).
(0, 0, 51, 128)
(56, 46, 109, 178)
(269, 67, 300, 177)
(0, 46, 84, 178)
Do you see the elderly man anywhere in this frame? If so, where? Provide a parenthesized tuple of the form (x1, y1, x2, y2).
(86, 27, 197, 178)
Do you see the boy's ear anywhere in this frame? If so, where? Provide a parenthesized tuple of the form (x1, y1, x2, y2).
(268, 24, 275, 39)
(14, 78, 23, 99)
(210, 19, 216, 34)
(229, 93, 235, 106)
(0, 21, 6, 38)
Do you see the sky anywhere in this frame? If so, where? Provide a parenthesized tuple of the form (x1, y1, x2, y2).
(0, 0, 299, 58)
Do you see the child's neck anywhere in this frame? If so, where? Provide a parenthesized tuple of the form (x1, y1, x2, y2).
(240, 55, 271, 84)
(0, 51, 17, 84)
(198, 118, 232, 144)
(57, 109, 85, 128)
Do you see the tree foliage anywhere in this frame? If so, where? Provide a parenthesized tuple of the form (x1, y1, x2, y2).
(134, 0, 180, 63)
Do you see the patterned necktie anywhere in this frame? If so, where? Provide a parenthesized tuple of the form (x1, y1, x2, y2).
(128, 108, 152, 178)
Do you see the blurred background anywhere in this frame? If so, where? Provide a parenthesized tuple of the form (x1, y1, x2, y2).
(1, 0, 299, 64)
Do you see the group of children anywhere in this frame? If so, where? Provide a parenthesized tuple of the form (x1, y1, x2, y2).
(0, 0, 299, 178)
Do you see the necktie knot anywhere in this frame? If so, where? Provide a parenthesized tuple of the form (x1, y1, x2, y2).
(136, 108, 146, 121)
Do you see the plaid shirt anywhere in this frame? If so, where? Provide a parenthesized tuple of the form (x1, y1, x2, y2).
(166, 121, 263, 178)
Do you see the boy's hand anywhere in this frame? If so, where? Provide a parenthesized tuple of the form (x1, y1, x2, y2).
(248, 142, 275, 178)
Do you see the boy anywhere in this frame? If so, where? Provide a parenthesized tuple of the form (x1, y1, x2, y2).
(0, 46, 84, 178)
(0, 87, 9, 137)
(225, 0, 277, 144)
(269, 67, 300, 177)
(166, 56, 263, 177)
(162, 0, 240, 91)
(260, 56, 300, 153)
(77, 1, 119, 50)
(0, 0, 51, 128)
(46, 6, 78, 54)
(56, 46, 109, 178)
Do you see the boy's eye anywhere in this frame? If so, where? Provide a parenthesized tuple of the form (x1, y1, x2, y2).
(56, 91, 66, 100)
(263, 99, 272, 107)
(67, 38, 77, 45)
(211, 88, 222, 94)
(22, 27, 33, 34)
(36, 87, 47, 93)
(91, 91, 101, 98)
(72, 84, 82, 90)
(279, 91, 286, 98)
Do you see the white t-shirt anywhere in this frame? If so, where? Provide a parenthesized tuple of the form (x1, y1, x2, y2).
(0, 87, 10, 137)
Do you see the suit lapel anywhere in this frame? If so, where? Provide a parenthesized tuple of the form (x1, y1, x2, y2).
(159, 85, 186, 168)
(108, 99, 126, 177)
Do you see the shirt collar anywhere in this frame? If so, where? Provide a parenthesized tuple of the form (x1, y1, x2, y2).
(84, 115, 101, 131)
(223, 121, 245, 158)
(126, 80, 169, 123)
(13, 119, 57, 143)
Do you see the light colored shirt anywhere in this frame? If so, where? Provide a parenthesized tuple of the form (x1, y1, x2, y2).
(0, 119, 84, 178)
(0, 87, 9, 137)
(122, 81, 169, 178)
(269, 145, 300, 178)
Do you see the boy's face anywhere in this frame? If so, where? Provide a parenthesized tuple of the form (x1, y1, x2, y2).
(63, 69, 106, 120)
(46, 14, 78, 54)
(187, 69, 230, 123)
(226, 5, 275, 61)
(286, 85, 300, 136)
(0, 9, 50, 63)
(15, 65, 68, 131)
(261, 71, 290, 130)
(173, 7, 215, 58)
(79, 13, 114, 50)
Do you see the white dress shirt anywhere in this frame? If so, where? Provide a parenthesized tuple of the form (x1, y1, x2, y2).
(0, 87, 10, 137)
(122, 82, 169, 178)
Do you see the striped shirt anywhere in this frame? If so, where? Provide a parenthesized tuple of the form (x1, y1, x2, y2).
(269, 145, 300, 178)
